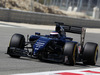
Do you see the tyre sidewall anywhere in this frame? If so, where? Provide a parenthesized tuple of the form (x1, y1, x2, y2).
(64, 42, 77, 65)
(83, 42, 98, 65)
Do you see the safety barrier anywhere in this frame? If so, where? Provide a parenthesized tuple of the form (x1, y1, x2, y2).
(0, 8, 100, 28)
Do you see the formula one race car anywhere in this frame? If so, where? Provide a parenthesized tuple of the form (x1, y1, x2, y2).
(7, 22, 99, 65)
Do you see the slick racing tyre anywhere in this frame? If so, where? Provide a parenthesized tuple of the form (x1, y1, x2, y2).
(63, 42, 77, 66)
(7, 34, 25, 58)
(83, 42, 98, 65)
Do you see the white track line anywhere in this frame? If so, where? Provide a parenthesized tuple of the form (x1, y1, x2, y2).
(0, 21, 100, 33)
(0, 21, 55, 30)
(12, 68, 100, 75)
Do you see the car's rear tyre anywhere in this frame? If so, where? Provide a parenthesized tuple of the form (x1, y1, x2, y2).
(83, 42, 98, 65)
(63, 42, 77, 66)
(7, 34, 25, 58)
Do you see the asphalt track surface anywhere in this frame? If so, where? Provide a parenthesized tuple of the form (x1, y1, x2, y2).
(0, 26, 100, 75)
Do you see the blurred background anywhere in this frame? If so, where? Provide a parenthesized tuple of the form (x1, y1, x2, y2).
(35, 0, 100, 11)
(0, 0, 100, 19)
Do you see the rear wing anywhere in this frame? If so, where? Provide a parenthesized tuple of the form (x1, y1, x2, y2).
(62, 25, 83, 34)
(55, 22, 86, 48)
(55, 22, 85, 34)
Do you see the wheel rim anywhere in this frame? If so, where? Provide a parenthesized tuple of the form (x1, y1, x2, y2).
(73, 44, 77, 64)
(94, 46, 98, 64)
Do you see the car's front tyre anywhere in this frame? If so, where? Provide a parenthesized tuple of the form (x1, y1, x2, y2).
(7, 34, 25, 58)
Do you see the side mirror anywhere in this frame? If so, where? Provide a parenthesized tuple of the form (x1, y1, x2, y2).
(35, 32, 40, 35)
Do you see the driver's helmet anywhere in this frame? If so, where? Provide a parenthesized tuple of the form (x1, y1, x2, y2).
(50, 31, 59, 38)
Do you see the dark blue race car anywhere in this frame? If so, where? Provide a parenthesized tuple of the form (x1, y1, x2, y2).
(7, 22, 99, 65)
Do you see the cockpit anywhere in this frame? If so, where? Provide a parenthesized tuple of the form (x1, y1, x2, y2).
(50, 31, 60, 38)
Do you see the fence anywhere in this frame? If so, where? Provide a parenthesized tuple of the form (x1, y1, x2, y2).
(36, 0, 100, 15)
(0, 0, 100, 17)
